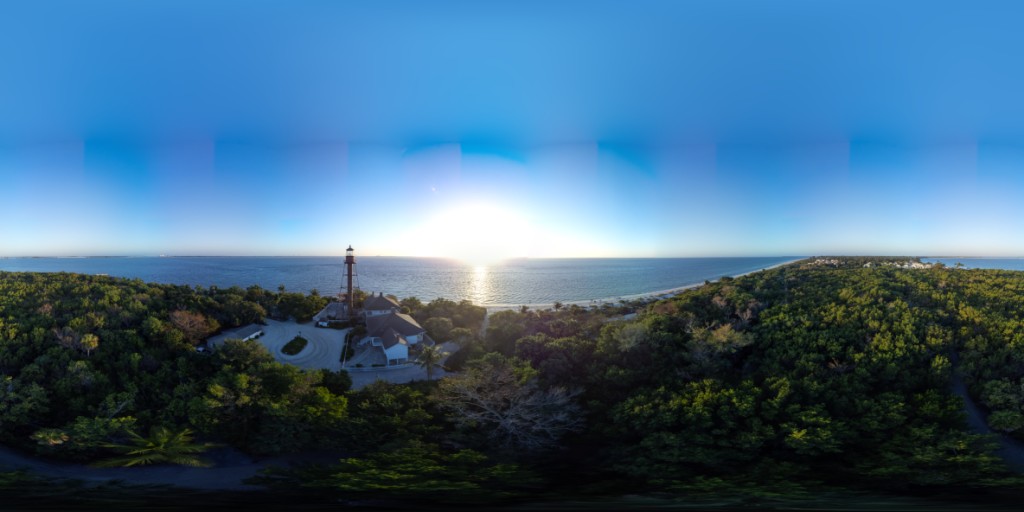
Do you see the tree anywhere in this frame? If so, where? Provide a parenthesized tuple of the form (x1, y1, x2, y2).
(0, 376, 50, 432)
(214, 338, 275, 370)
(52, 326, 80, 351)
(352, 288, 368, 308)
(94, 426, 216, 468)
(434, 355, 581, 451)
(277, 292, 327, 323)
(449, 327, 475, 345)
(318, 369, 353, 395)
(251, 440, 538, 503)
(169, 310, 215, 346)
(342, 382, 440, 448)
(440, 327, 481, 373)
(685, 323, 754, 377)
(484, 310, 526, 355)
(417, 345, 449, 381)
(400, 296, 424, 314)
(52, 327, 99, 356)
(612, 379, 773, 480)
(32, 415, 137, 461)
(194, 344, 349, 454)
(79, 334, 99, 357)
(423, 317, 454, 341)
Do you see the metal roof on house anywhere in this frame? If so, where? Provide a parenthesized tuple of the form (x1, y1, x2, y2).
(207, 323, 263, 345)
(364, 293, 401, 311)
(366, 312, 424, 339)
(314, 301, 348, 321)
(377, 327, 409, 349)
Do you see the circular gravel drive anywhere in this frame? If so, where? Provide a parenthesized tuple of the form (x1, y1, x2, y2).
(254, 319, 347, 371)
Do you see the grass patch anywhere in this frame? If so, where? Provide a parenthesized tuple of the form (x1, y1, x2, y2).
(281, 336, 308, 355)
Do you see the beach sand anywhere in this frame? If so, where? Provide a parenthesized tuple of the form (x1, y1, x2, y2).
(483, 257, 805, 313)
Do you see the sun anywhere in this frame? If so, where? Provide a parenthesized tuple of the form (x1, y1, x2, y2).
(419, 203, 534, 265)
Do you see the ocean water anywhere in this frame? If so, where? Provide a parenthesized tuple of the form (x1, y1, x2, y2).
(0, 256, 799, 306)
(922, 257, 1024, 271)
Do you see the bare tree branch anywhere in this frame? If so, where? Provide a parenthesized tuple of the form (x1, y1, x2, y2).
(435, 359, 582, 451)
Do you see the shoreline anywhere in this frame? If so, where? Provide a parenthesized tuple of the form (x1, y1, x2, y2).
(482, 258, 805, 312)
(0, 257, 807, 311)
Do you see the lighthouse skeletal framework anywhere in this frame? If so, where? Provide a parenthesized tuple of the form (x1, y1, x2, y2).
(344, 245, 357, 318)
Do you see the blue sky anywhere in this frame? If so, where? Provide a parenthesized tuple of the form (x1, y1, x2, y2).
(2, 1, 1024, 258)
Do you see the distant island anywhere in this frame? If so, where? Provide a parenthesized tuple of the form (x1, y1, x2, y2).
(3, 257, 1024, 508)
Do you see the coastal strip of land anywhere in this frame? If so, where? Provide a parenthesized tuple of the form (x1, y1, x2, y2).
(482, 257, 805, 312)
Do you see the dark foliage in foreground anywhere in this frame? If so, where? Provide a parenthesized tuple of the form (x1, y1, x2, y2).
(5, 260, 1024, 506)
(0, 272, 350, 458)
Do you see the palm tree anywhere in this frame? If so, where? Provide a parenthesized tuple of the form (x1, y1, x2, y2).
(93, 426, 217, 468)
(417, 344, 450, 381)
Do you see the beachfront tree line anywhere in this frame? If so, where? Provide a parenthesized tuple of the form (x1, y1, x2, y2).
(3, 263, 1024, 504)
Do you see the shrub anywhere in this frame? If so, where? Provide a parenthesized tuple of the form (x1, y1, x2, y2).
(281, 336, 308, 356)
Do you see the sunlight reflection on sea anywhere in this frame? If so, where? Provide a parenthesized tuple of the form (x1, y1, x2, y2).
(0, 256, 798, 306)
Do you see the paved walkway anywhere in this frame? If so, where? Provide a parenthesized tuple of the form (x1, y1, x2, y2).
(0, 444, 342, 490)
(346, 344, 386, 367)
(346, 341, 459, 389)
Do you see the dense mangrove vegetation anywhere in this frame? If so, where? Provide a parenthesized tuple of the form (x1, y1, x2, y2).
(4, 259, 1024, 507)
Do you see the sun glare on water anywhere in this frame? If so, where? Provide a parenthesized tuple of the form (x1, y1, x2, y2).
(419, 203, 534, 265)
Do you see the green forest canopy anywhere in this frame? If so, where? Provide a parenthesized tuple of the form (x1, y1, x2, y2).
(3, 259, 1024, 505)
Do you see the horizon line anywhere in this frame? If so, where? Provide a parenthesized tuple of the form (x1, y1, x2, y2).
(1, 254, 1021, 259)
(0, 254, 809, 260)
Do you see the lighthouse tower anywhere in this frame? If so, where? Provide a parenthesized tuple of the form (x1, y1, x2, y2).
(344, 245, 357, 318)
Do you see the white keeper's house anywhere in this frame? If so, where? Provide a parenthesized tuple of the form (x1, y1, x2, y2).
(357, 298, 434, 366)
(363, 292, 401, 317)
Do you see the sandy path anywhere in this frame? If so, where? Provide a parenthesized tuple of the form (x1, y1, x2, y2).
(950, 353, 1024, 472)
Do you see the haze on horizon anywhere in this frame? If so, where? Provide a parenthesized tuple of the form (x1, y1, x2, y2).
(3, 1, 1024, 260)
